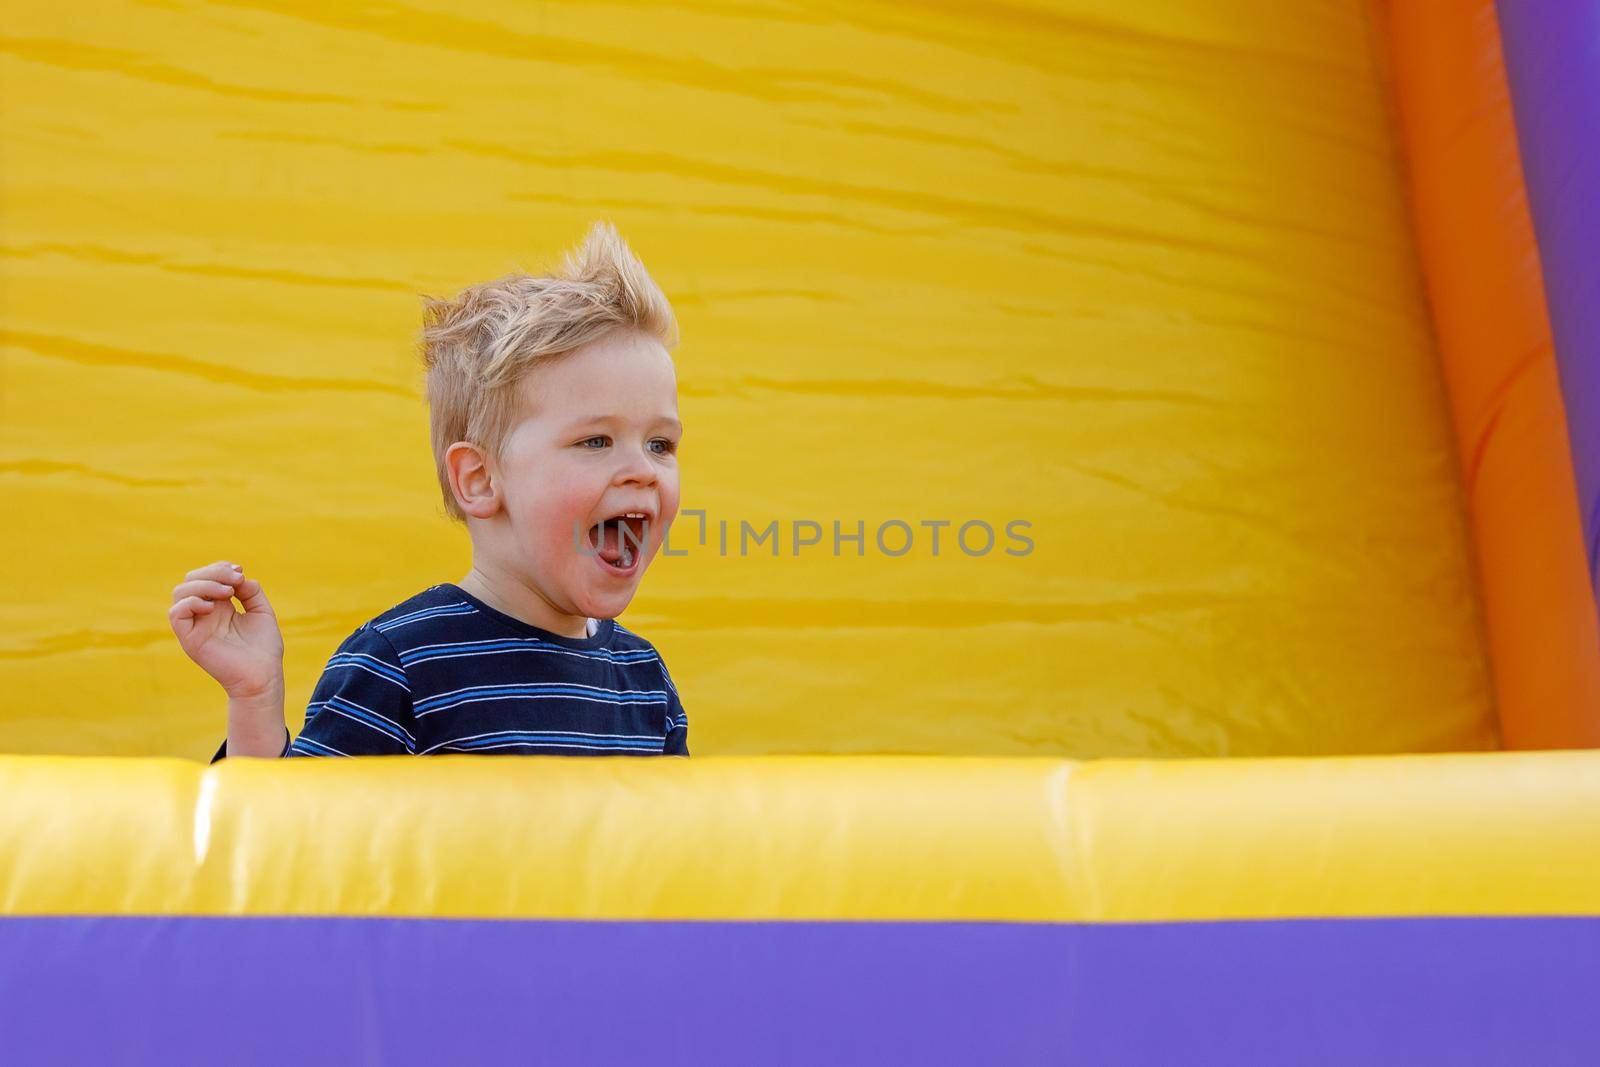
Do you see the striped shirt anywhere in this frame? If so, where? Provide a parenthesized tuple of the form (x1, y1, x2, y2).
(212, 583, 687, 760)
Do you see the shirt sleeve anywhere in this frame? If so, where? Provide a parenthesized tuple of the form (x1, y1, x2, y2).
(287, 624, 418, 757)
(209, 729, 290, 764)
(661, 656, 689, 757)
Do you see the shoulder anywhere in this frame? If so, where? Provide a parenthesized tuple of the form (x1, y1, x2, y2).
(319, 584, 471, 665)
(341, 583, 489, 657)
(365, 584, 476, 634)
(309, 595, 433, 702)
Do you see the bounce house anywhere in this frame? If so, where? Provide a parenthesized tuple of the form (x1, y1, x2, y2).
(2, 1, 1598, 1062)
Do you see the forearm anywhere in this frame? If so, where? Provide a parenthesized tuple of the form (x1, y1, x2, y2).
(226, 679, 289, 758)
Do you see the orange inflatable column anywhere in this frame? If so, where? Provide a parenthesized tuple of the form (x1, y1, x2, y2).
(1381, 0, 1600, 747)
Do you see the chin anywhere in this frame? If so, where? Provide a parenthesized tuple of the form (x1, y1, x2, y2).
(580, 587, 636, 620)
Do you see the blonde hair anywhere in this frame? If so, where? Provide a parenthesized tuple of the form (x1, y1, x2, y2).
(417, 220, 680, 522)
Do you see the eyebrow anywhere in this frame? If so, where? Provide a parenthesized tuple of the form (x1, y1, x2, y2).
(564, 415, 683, 434)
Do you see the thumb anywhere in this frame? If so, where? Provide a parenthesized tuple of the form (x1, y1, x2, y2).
(234, 577, 276, 618)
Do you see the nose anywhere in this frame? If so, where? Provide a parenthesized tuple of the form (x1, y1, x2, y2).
(612, 441, 657, 488)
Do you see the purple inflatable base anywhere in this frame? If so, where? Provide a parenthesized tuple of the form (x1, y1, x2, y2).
(2, 915, 1596, 1065)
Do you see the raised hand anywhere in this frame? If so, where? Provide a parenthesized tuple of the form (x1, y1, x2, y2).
(168, 560, 284, 700)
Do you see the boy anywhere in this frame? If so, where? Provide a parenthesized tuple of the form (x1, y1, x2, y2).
(168, 221, 688, 759)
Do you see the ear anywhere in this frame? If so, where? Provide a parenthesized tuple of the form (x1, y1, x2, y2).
(446, 441, 500, 519)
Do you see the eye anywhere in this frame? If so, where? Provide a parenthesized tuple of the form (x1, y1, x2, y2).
(577, 435, 609, 449)
(648, 437, 677, 455)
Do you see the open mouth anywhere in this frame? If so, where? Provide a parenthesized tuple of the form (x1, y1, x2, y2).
(586, 512, 651, 577)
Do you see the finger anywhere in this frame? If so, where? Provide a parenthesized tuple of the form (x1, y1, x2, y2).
(168, 595, 216, 625)
(171, 579, 241, 604)
(168, 596, 216, 642)
(233, 577, 276, 617)
(171, 578, 238, 600)
(184, 561, 244, 582)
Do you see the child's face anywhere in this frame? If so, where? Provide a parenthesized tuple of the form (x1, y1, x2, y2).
(494, 328, 682, 622)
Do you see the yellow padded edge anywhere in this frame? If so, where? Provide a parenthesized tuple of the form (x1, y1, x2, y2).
(2, 751, 1596, 920)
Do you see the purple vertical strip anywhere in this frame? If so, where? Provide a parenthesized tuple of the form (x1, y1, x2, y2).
(1497, 1, 1600, 600)
(1, 916, 1597, 1066)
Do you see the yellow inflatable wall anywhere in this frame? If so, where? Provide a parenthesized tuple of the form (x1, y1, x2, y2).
(1, 0, 1492, 758)
(5, 750, 1597, 920)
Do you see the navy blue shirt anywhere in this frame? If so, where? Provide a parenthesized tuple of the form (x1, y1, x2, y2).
(211, 583, 687, 760)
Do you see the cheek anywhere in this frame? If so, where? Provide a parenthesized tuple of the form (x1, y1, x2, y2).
(512, 475, 597, 551)
(656, 474, 682, 540)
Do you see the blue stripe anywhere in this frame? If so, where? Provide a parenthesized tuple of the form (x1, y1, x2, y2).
(324, 696, 415, 749)
(374, 603, 478, 632)
(449, 732, 660, 750)
(289, 735, 346, 758)
(326, 653, 408, 688)
(414, 686, 667, 715)
(398, 639, 659, 667)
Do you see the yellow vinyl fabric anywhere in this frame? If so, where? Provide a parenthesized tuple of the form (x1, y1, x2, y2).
(1, 1, 1493, 759)
(4, 751, 1596, 920)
